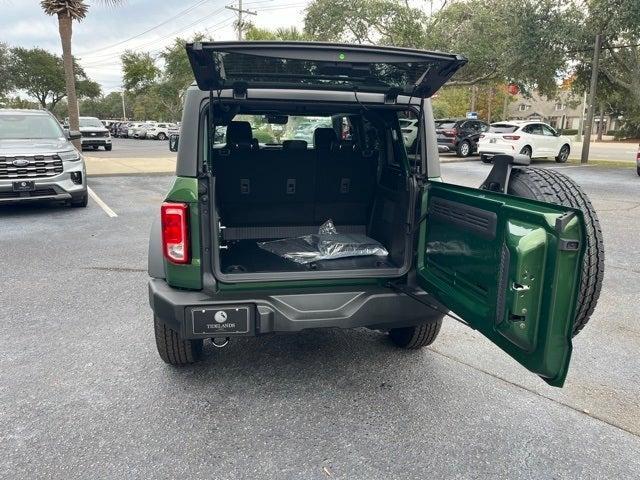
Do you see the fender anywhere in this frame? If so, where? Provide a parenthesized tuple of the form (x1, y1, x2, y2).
(148, 216, 165, 279)
(480, 154, 530, 193)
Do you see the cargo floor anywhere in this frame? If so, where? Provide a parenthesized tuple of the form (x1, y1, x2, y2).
(219, 239, 397, 274)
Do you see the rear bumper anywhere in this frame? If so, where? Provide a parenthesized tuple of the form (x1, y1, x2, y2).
(437, 140, 456, 152)
(149, 278, 443, 339)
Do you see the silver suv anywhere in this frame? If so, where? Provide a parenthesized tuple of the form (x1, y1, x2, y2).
(0, 109, 88, 207)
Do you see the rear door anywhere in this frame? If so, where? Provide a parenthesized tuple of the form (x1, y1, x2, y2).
(416, 182, 585, 387)
(185, 41, 467, 98)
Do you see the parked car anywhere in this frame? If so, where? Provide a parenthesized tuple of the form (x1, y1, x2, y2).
(145, 123, 175, 140)
(167, 123, 180, 136)
(435, 118, 488, 157)
(478, 121, 571, 163)
(129, 122, 155, 139)
(0, 109, 87, 207)
(148, 41, 604, 389)
(636, 144, 639, 176)
(79, 116, 112, 151)
(117, 122, 133, 138)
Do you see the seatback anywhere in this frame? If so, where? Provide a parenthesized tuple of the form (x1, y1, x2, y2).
(215, 121, 263, 225)
(216, 122, 316, 227)
(313, 127, 376, 225)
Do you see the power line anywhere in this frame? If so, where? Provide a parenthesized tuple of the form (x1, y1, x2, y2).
(79, 15, 235, 69)
(77, 0, 213, 56)
(225, 0, 257, 40)
(78, 8, 229, 65)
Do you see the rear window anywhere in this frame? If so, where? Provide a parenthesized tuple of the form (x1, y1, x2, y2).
(214, 115, 333, 146)
(489, 123, 519, 133)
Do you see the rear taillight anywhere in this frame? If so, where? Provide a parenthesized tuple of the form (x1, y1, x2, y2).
(161, 202, 190, 264)
(503, 135, 521, 140)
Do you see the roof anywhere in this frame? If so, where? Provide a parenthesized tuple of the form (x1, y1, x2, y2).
(0, 108, 51, 116)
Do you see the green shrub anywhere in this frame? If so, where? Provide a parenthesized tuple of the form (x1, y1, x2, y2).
(559, 129, 578, 136)
(254, 129, 276, 143)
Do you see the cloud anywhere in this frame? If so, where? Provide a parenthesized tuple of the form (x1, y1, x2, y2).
(0, 0, 310, 93)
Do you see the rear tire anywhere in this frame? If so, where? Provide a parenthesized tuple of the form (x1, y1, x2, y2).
(637, 166, 640, 176)
(157, 132, 167, 140)
(389, 319, 443, 349)
(456, 140, 471, 157)
(556, 144, 570, 163)
(154, 316, 203, 365)
(105, 144, 112, 151)
(519, 145, 532, 159)
(507, 168, 604, 336)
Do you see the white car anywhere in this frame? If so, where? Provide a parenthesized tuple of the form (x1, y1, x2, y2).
(146, 123, 176, 140)
(399, 118, 419, 150)
(477, 121, 571, 163)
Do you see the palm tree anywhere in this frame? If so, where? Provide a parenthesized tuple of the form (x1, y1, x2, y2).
(41, 1, 121, 146)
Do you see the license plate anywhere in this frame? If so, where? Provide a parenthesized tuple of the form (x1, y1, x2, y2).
(13, 180, 35, 192)
(191, 306, 251, 335)
(489, 138, 497, 143)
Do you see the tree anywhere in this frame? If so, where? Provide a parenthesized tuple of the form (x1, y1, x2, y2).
(0, 43, 13, 101)
(244, 25, 309, 41)
(41, 0, 124, 146)
(8, 47, 100, 110)
(121, 51, 160, 92)
(304, 0, 581, 95)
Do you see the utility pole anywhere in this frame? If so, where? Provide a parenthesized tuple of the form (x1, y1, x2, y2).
(226, 0, 257, 41)
(575, 90, 587, 142)
(581, 33, 603, 164)
(121, 91, 127, 120)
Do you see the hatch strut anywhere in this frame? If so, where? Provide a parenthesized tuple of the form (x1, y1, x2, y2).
(386, 282, 473, 328)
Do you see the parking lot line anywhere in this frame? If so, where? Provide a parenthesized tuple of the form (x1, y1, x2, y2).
(87, 186, 118, 218)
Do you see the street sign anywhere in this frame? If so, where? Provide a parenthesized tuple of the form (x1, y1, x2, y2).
(466, 111, 478, 119)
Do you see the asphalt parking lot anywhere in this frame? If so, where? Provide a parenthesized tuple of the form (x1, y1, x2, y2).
(1, 162, 639, 479)
(84, 137, 172, 158)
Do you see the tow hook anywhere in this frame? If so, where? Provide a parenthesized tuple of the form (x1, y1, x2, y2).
(212, 337, 230, 348)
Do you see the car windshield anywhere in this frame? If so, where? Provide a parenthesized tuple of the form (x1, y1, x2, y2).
(79, 117, 104, 128)
(214, 115, 334, 146)
(0, 113, 64, 140)
(435, 121, 457, 129)
(489, 123, 519, 133)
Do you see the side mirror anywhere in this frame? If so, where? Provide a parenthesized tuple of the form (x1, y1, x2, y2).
(169, 134, 179, 152)
(66, 130, 82, 140)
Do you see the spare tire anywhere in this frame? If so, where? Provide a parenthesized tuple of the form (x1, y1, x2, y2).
(507, 167, 604, 336)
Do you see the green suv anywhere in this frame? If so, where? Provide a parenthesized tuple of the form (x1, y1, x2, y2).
(148, 42, 604, 387)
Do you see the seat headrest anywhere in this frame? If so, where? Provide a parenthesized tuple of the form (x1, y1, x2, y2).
(282, 140, 308, 150)
(226, 121, 253, 145)
(313, 128, 338, 149)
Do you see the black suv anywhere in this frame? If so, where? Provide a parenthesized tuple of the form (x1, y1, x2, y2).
(436, 118, 488, 157)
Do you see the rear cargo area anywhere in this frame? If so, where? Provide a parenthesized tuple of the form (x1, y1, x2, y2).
(212, 118, 413, 278)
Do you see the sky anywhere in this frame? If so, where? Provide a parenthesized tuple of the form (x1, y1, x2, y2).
(0, 0, 311, 93)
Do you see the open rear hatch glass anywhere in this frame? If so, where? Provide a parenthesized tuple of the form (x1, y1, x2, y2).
(186, 41, 467, 98)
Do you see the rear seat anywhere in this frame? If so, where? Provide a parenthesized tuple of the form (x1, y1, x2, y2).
(313, 127, 376, 225)
(216, 122, 377, 234)
(216, 121, 315, 227)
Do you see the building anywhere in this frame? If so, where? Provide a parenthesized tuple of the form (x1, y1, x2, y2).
(507, 91, 620, 134)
